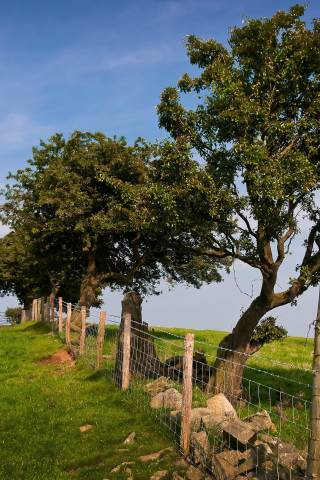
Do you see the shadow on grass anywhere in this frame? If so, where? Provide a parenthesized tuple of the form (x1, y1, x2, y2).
(84, 371, 105, 382)
(13, 322, 51, 334)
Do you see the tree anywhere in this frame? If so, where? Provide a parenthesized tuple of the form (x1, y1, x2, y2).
(4, 307, 22, 324)
(157, 4, 320, 396)
(0, 132, 230, 331)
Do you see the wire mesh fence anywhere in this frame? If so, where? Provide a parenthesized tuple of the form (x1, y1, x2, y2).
(23, 295, 315, 479)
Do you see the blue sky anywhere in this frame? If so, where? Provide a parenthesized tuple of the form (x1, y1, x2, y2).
(0, 0, 319, 337)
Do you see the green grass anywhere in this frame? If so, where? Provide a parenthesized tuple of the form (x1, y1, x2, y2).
(0, 322, 187, 480)
(0, 322, 313, 479)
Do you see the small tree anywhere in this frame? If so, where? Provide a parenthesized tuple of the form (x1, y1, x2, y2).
(5, 307, 22, 324)
(157, 4, 320, 395)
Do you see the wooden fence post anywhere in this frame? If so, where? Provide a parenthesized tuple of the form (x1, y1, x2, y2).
(50, 297, 55, 330)
(37, 299, 41, 322)
(66, 303, 71, 346)
(32, 299, 35, 321)
(41, 297, 45, 322)
(58, 297, 63, 333)
(21, 310, 26, 323)
(96, 311, 106, 370)
(307, 286, 320, 479)
(122, 313, 131, 390)
(79, 306, 86, 356)
(180, 332, 194, 457)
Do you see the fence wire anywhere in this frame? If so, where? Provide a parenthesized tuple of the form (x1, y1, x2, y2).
(27, 296, 312, 479)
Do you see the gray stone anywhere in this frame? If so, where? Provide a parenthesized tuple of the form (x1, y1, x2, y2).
(163, 388, 182, 410)
(123, 432, 136, 444)
(172, 473, 184, 480)
(211, 453, 238, 479)
(222, 419, 257, 451)
(191, 430, 211, 465)
(202, 412, 231, 432)
(206, 393, 237, 418)
(150, 470, 168, 480)
(145, 377, 173, 395)
(243, 410, 275, 433)
(150, 392, 165, 409)
(110, 461, 135, 473)
(139, 447, 174, 463)
(186, 465, 205, 480)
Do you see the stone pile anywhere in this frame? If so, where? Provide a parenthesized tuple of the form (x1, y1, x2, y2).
(146, 378, 307, 479)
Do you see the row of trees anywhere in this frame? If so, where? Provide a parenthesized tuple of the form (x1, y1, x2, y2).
(1, 4, 320, 393)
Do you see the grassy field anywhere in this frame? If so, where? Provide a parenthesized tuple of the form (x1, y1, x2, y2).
(0, 322, 313, 479)
(0, 322, 187, 480)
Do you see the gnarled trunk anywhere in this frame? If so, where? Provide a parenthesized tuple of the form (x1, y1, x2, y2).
(205, 290, 272, 400)
(115, 291, 167, 386)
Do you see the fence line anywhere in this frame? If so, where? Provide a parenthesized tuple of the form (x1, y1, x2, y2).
(20, 294, 317, 479)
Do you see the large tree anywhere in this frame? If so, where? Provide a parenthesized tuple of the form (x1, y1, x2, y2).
(0, 132, 229, 328)
(157, 4, 320, 396)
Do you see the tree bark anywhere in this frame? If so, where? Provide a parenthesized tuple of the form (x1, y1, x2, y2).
(115, 291, 167, 385)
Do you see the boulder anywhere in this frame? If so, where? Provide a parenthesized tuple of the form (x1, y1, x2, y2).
(145, 377, 173, 395)
(161, 410, 180, 428)
(186, 465, 206, 480)
(202, 412, 232, 432)
(150, 471, 168, 480)
(206, 393, 237, 418)
(163, 388, 182, 410)
(243, 410, 275, 433)
(173, 473, 184, 480)
(150, 392, 165, 409)
(222, 419, 257, 451)
(175, 457, 190, 467)
(189, 408, 211, 432)
(211, 453, 239, 479)
(191, 431, 211, 465)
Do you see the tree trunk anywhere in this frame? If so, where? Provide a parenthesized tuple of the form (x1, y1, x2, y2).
(115, 291, 166, 385)
(205, 295, 271, 400)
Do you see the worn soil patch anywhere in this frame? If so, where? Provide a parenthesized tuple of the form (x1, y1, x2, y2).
(39, 347, 76, 367)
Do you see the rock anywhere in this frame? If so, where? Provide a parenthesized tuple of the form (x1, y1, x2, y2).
(268, 469, 290, 480)
(163, 388, 182, 410)
(206, 393, 237, 418)
(271, 406, 288, 422)
(260, 434, 278, 447)
(190, 408, 211, 432)
(150, 392, 165, 409)
(175, 457, 189, 467)
(237, 444, 273, 475)
(202, 412, 233, 432)
(191, 431, 211, 465)
(217, 449, 244, 466)
(161, 410, 180, 428)
(222, 419, 257, 451)
(125, 467, 132, 474)
(150, 471, 168, 480)
(279, 452, 307, 472)
(139, 447, 174, 463)
(172, 473, 184, 480)
(111, 461, 135, 473)
(79, 424, 92, 432)
(243, 410, 274, 432)
(186, 465, 205, 480)
(211, 453, 239, 479)
(293, 400, 303, 409)
(123, 432, 136, 444)
(294, 390, 305, 398)
(276, 388, 291, 407)
(145, 377, 173, 395)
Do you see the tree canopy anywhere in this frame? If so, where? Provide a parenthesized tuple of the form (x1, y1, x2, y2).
(0, 131, 230, 324)
(157, 4, 320, 393)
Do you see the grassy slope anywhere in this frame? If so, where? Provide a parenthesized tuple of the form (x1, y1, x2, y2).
(0, 322, 185, 480)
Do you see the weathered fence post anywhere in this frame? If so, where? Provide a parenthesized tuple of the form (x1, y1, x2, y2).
(41, 297, 45, 322)
(122, 313, 131, 390)
(96, 310, 106, 370)
(66, 303, 71, 346)
(307, 286, 320, 479)
(32, 299, 35, 321)
(50, 297, 55, 330)
(37, 299, 41, 322)
(58, 297, 63, 334)
(21, 310, 26, 323)
(180, 332, 194, 457)
(79, 306, 86, 356)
